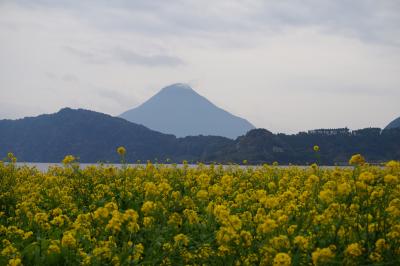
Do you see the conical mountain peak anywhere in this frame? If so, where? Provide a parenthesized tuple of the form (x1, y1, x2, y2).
(161, 83, 193, 92)
(155, 83, 199, 99)
(120, 84, 255, 139)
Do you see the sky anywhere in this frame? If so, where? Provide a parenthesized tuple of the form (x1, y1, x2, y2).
(0, 0, 399, 134)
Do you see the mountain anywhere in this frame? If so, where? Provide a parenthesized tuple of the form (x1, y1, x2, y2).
(1, 108, 399, 164)
(0, 108, 177, 162)
(211, 127, 400, 165)
(385, 117, 400, 130)
(214, 129, 295, 164)
(119, 83, 255, 139)
(0, 108, 234, 163)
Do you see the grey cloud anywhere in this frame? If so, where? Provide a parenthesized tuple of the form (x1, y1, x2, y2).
(1, 0, 399, 132)
(95, 88, 137, 107)
(0, 21, 20, 32)
(64, 46, 183, 67)
(113, 48, 184, 67)
(0, 101, 46, 119)
(9, 0, 400, 46)
(45, 72, 80, 83)
(62, 74, 79, 83)
(301, 85, 399, 97)
(45, 72, 57, 79)
(64, 46, 109, 64)
(256, 1, 400, 46)
(278, 77, 400, 97)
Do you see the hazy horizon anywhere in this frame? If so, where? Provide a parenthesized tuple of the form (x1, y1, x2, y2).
(1, 0, 399, 133)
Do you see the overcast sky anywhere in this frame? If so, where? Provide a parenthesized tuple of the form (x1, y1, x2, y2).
(1, 0, 399, 133)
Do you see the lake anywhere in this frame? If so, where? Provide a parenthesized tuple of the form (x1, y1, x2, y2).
(14, 162, 352, 172)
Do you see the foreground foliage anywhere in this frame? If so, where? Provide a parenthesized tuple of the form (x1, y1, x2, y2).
(0, 154, 399, 265)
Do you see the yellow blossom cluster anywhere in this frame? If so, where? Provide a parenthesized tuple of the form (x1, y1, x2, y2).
(0, 155, 399, 265)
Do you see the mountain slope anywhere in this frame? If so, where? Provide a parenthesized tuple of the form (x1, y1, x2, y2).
(1, 108, 399, 164)
(0, 108, 178, 162)
(120, 83, 255, 139)
(207, 128, 400, 165)
(385, 117, 400, 130)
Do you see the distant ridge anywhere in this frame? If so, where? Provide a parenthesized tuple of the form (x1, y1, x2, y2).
(119, 83, 255, 139)
(1, 108, 399, 164)
(0, 108, 176, 162)
(0, 108, 235, 163)
(385, 116, 400, 130)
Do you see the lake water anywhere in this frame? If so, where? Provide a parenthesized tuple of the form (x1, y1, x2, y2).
(16, 162, 149, 172)
(15, 162, 352, 172)
(16, 162, 254, 171)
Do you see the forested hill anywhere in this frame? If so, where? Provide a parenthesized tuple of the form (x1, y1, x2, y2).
(1, 108, 399, 164)
(214, 128, 400, 165)
(0, 108, 177, 162)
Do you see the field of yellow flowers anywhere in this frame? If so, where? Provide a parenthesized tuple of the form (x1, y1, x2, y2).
(1, 151, 399, 266)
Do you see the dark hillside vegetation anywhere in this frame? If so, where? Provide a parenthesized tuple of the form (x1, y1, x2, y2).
(1, 108, 399, 164)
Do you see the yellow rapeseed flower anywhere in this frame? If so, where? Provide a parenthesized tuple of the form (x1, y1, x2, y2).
(168, 212, 183, 227)
(384, 174, 398, 185)
(358, 171, 376, 184)
(216, 226, 238, 245)
(61, 232, 76, 248)
(270, 235, 290, 250)
(240, 231, 252, 247)
(47, 240, 61, 254)
(133, 243, 144, 261)
(62, 155, 76, 164)
(143, 216, 154, 227)
(345, 243, 363, 257)
(174, 233, 189, 246)
(7, 258, 22, 266)
(1, 244, 17, 257)
(7, 152, 17, 163)
(23, 231, 33, 240)
(2, 153, 400, 265)
(349, 154, 365, 166)
(196, 190, 208, 200)
(273, 253, 291, 266)
(141, 201, 156, 215)
(106, 210, 123, 233)
(94, 207, 109, 220)
(117, 146, 126, 156)
(369, 252, 382, 262)
(312, 247, 335, 265)
(257, 218, 278, 234)
(386, 160, 400, 168)
(294, 236, 309, 250)
(319, 189, 335, 204)
(375, 239, 389, 252)
(337, 182, 352, 196)
(228, 215, 242, 231)
(183, 209, 199, 224)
